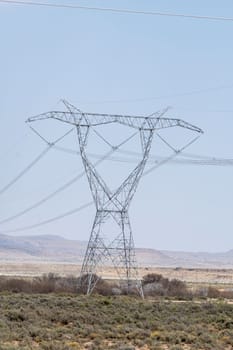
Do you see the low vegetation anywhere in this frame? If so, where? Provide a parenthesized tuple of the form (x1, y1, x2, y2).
(0, 273, 232, 349)
(0, 273, 232, 299)
(0, 293, 233, 349)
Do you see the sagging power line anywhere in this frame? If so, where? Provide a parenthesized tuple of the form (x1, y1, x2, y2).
(0, 143, 185, 231)
(1, 0, 233, 23)
(0, 123, 232, 229)
(54, 144, 233, 166)
(0, 128, 74, 197)
(0, 201, 93, 234)
(3, 147, 231, 233)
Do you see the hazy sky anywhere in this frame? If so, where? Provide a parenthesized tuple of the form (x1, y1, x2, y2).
(0, 0, 233, 252)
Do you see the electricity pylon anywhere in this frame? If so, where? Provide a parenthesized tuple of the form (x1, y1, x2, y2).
(27, 102, 203, 297)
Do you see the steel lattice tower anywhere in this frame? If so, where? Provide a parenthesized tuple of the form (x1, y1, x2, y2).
(27, 102, 203, 297)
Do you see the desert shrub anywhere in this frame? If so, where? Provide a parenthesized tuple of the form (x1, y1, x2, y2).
(142, 273, 164, 285)
(142, 273, 168, 296)
(0, 274, 80, 294)
(193, 287, 208, 298)
(167, 279, 188, 298)
(32, 273, 58, 293)
(0, 273, 232, 302)
(195, 286, 233, 300)
(76, 273, 119, 296)
(0, 277, 33, 293)
(51, 275, 78, 293)
(41, 343, 71, 350)
(143, 282, 165, 296)
(142, 273, 189, 298)
(76, 273, 99, 294)
(207, 286, 221, 298)
(6, 309, 27, 322)
(95, 279, 117, 296)
(219, 289, 233, 299)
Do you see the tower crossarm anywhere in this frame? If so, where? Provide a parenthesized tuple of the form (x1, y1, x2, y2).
(27, 112, 203, 134)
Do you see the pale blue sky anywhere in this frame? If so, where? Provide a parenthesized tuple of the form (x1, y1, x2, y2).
(0, 0, 233, 252)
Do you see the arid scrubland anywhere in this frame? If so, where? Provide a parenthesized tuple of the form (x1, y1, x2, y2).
(0, 293, 233, 350)
(0, 273, 233, 350)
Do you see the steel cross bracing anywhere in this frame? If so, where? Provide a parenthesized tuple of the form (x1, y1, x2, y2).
(28, 110, 202, 133)
(27, 103, 203, 297)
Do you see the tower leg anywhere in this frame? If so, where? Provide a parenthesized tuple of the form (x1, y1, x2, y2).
(79, 210, 144, 297)
(75, 125, 153, 298)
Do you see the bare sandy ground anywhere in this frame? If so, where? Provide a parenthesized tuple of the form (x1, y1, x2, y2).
(0, 262, 232, 285)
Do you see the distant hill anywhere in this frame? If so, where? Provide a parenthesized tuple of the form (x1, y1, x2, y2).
(0, 234, 86, 263)
(160, 249, 233, 268)
(0, 233, 233, 268)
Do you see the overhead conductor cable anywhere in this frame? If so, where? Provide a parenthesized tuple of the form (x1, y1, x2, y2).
(0, 128, 74, 197)
(1, 0, 233, 22)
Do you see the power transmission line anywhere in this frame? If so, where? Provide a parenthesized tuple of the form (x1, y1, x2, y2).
(143, 135, 200, 176)
(2, 147, 233, 234)
(0, 150, 112, 225)
(0, 135, 201, 233)
(0, 146, 51, 196)
(0, 132, 29, 162)
(0, 169, 85, 225)
(0, 201, 93, 234)
(53, 142, 233, 166)
(71, 84, 233, 105)
(2, 130, 233, 227)
(2, 105, 230, 239)
(2, 115, 232, 231)
(0, 129, 138, 225)
(1, 0, 233, 23)
(0, 128, 74, 197)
